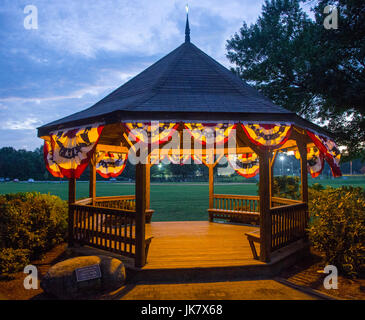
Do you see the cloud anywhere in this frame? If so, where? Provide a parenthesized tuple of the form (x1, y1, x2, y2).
(0, 128, 41, 151)
(0, 69, 137, 103)
(2, 0, 265, 58)
(34, 0, 181, 57)
(5, 118, 41, 130)
(0, 0, 268, 151)
(0, 67, 140, 145)
(0, 86, 111, 103)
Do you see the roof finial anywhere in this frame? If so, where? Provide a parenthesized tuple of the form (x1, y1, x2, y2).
(185, 4, 190, 43)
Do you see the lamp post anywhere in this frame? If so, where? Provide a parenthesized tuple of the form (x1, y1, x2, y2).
(279, 155, 285, 175)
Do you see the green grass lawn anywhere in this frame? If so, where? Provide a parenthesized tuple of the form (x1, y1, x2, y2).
(0, 176, 363, 221)
(0, 181, 257, 221)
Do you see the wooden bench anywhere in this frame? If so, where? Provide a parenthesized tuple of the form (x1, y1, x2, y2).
(244, 230, 260, 260)
(207, 208, 260, 225)
(145, 209, 154, 224)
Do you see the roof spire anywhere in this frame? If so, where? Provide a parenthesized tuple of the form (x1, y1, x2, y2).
(185, 4, 190, 43)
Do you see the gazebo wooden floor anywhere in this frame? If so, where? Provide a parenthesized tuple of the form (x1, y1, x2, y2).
(72, 221, 309, 282)
(144, 221, 261, 269)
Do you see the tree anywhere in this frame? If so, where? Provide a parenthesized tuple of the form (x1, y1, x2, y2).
(226, 0, 364, 160)
(305, 0, 365, 160)
(0, 147, 48, 180)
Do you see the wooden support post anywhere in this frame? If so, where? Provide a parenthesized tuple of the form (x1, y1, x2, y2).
(68, 178, 76, 247)
(146, 163, 151, 210)
(89, 159, 96, 205)
(135, 163, 147, 268)
(68, 178, 76, 205)
(269, 151, 277, 208)
(298, 141, 309, 204)
(297, 141, 308, 203)
(259, 151, 271, 262)
(297, 140, 309, 236)
(208, 164, 214, 220)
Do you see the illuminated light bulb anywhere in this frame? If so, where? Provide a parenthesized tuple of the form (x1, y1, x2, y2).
(185, 4, 189, 13)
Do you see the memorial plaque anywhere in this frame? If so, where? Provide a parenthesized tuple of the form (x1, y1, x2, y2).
(75, 264, 102, 282)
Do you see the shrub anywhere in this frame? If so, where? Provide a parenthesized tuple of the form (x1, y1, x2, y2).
(308, 186, 365, 277)
(310, 183, 324, 191)
(0, 192, 68, 273)
(0, 248, 30, 274)
(274, 176, 300, 199)
(257, 175, 300, 200)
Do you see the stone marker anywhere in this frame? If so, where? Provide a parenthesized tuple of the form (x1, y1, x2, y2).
(41, 255, 126, 299)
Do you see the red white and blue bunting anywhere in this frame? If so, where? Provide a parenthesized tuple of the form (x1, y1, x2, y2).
(124, 122, 179, 145)
(40, 121, 342, 179)
(191, 153, 215, 165)
(147, 153, 192, 165)
(184, 123, 236, 145)
(226, 153, 260, 178)
(41, 124, 104, 179)
(241, 123, 292, 149)
(43, 137, 63, 178)
(295, 147, 325, 178)
(306, 130, 341, 177)
(96, 152, 128, 178)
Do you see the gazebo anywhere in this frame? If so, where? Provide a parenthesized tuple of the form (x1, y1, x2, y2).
(37, 16, 341, 269)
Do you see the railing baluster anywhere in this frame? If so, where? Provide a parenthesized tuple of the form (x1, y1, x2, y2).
(96, 209, 99, 247)
(270, 202, 307, 251)
(108, 212, 111, 249)
(129, 216, 132, 254)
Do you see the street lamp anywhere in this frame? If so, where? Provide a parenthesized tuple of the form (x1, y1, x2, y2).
(279, 155, 285, 175)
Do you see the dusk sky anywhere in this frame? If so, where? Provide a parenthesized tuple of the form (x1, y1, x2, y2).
(0, 0, 313, 150)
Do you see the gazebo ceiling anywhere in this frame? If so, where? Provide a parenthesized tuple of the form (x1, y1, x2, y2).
(37, 35, 332, 138)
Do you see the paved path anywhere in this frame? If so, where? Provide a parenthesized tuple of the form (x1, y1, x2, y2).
(111, 279, 317, 300)
(0, 293, 8, 300)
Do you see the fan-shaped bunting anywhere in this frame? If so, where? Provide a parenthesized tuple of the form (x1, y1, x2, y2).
(241, 123, 292, 149)
(41, 124, 104, 179)
(96, 152, 128, 178)
(124, 122, 179, 144)
(43, 138, 63, 178)
(185, 123, 236, 145)
(306, 130, 341, 177)
(295, 147, 324, 178)
(226, 153, 260, 178)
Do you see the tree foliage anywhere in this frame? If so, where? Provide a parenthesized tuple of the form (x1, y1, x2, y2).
(0, 147, 46, 181)
(226, 0, 365, 160)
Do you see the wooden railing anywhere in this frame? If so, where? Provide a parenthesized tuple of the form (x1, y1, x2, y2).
(270, 202, 308, 251)
(94, 195, 136, 210)
(213, 194, 259, 212)
(212, 194, 308, 252)
(212, 195, 301, 212)
(69, 198, 137, 257)
(93, 195, 154, 223)
(271, 197, 302, 207)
